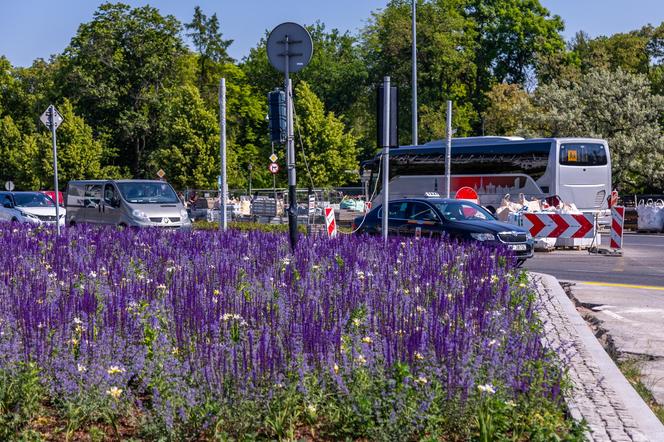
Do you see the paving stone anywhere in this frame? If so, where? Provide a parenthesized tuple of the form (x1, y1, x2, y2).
(530, 274, 658, 441)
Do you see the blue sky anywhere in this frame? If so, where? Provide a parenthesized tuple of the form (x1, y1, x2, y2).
(0, 0, 662, 67)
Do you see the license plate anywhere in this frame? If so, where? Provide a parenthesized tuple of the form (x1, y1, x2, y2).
(509, 244, 527, 251)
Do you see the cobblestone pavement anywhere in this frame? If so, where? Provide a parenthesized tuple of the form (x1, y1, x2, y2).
(530, 273, 664, 442)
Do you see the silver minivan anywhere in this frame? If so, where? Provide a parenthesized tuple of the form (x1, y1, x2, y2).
(65, 180, 191, 229)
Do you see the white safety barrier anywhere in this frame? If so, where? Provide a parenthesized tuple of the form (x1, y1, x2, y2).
(510, 212, 595, 239)
(610, 206, 625, 249)
(324, 207, 337, 238)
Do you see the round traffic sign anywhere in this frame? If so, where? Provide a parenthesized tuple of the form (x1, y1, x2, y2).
(268, 162, 280, 174)
(4, 181, 14, 191)
(267, 22, 313, 74)
(455, 186, 479, 202)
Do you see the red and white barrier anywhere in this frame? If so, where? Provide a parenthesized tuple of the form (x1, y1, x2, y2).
(521, 212, 594, 238)
(324, 207, 337, 238)
(610, 206, 624, 249)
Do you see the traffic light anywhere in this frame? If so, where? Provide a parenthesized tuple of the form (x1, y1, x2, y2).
(268, 89, 287, 144)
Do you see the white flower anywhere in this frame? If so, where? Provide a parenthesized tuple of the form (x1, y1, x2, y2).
(477, 384, 496, 394)
(352, 318, 361, 327)
(355, 354, 367, 365)
(414, 286, 421, 294)
(243, 256, 250, 261)
(312, 265, 321, 271)
(77, 363, 87, 373)
(415, 376, 428, 385)
(356, 270, 365, 280)
(488, 339, 497, 347)
(106, 386, 122, 399)
(414, 352, 424, 361)
(73, 317, 83, 325)
(107, 365, 125, 375)
(306, 404, 317, 415)
(333, 363, 339, 374)
(88, 271, 97, 279)
(156, 284, 167, 291)
(361, 336, 373, 344)
(415, 305, 426, 313)
(505, 400, 516, 408)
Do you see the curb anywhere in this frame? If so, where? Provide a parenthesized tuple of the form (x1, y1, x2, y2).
(531, 272, 664, 441)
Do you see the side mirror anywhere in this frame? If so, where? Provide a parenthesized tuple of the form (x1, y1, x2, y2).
(3, 202, 12, 209)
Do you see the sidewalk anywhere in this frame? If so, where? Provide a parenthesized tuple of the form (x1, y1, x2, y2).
(530, 272, 664, 442)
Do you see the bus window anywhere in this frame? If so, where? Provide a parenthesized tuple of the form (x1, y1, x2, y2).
(560, 143, 607, 166)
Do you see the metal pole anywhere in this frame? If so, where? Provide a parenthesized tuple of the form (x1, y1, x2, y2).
(285, 37, 298, 251)
(248, 164, 253, 196)
(412, 0, 418, 146)
(445, 100, 452, 198)
(382, 77, 391, 243)
(50, 106, 61, 235)
(219, 78, 228, 230)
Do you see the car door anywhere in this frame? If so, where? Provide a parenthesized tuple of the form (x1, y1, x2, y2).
(82, 184, 103, 224)
(406, 202, 443, 239)
(102, 183, 122, 226)
(376, 201, 410, 236)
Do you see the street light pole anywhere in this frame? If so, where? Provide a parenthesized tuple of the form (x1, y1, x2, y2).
(412, 0, 418, 146)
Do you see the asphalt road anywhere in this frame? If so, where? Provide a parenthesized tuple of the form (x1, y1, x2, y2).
(524, 233, 664, 287)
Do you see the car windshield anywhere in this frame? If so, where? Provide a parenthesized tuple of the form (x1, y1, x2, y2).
(117, 182, 179, 204)
(13, 193, 55, 208)
(433, 201, 495, 221)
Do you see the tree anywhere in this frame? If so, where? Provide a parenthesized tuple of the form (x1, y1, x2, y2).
(533, 68, 664, 193)
(483, 83, 535, 136)
(59, 2, 187, 176)
(362, 0, 476, 145)
(294, 82, 358, 187)
(467, 0, 565, 85)
(185, 6, 233, 102)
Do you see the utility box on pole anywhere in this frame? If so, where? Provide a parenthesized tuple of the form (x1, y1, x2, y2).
(268, 89, 287, 144)
(377, 84, 398, 148)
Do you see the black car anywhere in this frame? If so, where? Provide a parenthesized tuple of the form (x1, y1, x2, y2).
(352, 197, 534, 263)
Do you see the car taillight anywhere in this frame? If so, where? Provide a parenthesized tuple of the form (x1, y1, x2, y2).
(351, 221, 357, 231)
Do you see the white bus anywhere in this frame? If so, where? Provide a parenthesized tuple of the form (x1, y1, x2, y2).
(362, 136, 612, 214)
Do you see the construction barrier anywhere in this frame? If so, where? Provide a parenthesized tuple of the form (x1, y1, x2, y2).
(610, 206, 625, 249)
(324, 207, 337, 238)
(511, 212, 595, 239)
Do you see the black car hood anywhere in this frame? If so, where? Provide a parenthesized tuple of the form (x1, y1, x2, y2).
(449, 219, 527, 234)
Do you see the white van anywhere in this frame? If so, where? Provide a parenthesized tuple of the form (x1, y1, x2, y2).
(65, 180, 191, 229)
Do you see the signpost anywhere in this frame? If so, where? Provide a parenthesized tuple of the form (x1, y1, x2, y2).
(267, 22, 314, 252)
(40, 105, 63, 235)
(381, 77, 391, 243)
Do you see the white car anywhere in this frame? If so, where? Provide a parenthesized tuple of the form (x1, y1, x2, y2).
(0, 191, 66, 227)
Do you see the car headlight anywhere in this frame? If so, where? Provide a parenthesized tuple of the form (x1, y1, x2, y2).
(526, 232, 532, 240)
(180, 208, 189, 221)
(470, 233, 495, 241)
(131, 209, 149, 221)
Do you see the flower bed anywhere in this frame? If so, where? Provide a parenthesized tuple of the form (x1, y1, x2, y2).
(0, 224, 583, 440)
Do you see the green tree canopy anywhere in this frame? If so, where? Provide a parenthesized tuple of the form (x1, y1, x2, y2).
(294, 82, 358, 187)
(533, 68, 664, 193)
(59, 2, 187, 176)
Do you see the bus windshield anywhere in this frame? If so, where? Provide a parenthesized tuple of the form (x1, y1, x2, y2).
(560, 143, 607, 166)
(117, 182, 179, 204)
